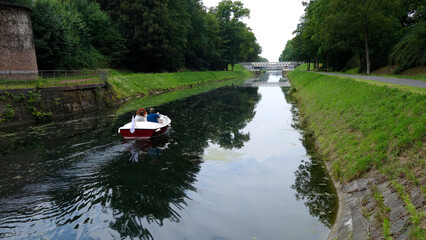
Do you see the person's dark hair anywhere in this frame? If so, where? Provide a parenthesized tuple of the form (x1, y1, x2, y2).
(150, 108, 155, 113)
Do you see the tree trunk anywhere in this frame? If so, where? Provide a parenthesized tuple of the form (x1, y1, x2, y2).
(231, 64, 234, 71)
(364, 0, 371, 75)
(307, 59, 310, 71)
(326, 55, 329, 72)
(315, 56, 319, 71)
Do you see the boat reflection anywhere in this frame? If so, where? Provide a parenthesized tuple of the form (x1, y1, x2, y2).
(129, 133, 172, 162)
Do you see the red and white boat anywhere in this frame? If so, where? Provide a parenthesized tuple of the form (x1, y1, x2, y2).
(118, 114, 171, 140)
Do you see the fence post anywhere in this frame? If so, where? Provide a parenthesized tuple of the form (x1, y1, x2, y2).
(100, 71, 106, 83)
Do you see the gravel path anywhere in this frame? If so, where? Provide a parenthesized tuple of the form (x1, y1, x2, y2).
(317, 72, 426, 89)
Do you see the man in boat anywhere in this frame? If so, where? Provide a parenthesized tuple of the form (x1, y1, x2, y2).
(147, 108, 160, 123)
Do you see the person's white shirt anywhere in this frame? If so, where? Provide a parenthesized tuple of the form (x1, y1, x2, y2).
(135, 115, 146, 121)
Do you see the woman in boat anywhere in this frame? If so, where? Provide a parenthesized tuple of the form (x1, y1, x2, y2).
(135, 108, 147, 121)
(147, 108, 160, 123)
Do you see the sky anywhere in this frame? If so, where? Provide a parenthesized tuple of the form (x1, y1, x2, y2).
(202, 0, 305, 62)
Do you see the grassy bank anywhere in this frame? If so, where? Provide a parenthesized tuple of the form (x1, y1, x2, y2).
(288, 70, 425, 181)
(108, 65, 250, 99)
(288, 70, 425, 237)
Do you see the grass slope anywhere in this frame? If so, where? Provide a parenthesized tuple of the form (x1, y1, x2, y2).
(108, 66, 250, 99)
(288, 71, 426, 181)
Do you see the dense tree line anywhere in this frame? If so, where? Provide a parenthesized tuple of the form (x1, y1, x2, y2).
(11, 0, 261, 71)
(279, 0, 425, 74)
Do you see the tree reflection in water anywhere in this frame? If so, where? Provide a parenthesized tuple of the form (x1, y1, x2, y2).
(291, 157, 337, 228)
(283, 86, 337, 228)
(47, 86, 260, 239)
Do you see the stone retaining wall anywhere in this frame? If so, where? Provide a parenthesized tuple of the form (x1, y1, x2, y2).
(327, 167, 425, 240)
(0, 84, 119, 124)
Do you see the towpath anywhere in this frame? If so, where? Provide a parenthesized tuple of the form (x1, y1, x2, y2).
(317, 72, 426, 89)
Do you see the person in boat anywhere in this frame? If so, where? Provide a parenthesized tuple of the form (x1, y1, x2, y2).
(147, 108, 160, 123)
(135, 108, 147, 121)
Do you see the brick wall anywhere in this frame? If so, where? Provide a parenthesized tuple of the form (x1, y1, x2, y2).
(0, 2, 38, 77)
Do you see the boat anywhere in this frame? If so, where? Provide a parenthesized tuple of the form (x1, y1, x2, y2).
(118, 114, 171, 140)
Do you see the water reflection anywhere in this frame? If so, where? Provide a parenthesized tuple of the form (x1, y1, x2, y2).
(129, 134, 172, 161)
(253, 73, 270, 82)
(284, 87, 338, 228)
(292, 158, 337, 228)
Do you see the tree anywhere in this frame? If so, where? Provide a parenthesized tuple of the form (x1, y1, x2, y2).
(94, 0, 177, 72)
(279, 39, 303, 62)
(239, 30, 261, 62)
(212, 0, 253, 71)
(258, 57, 268, 62)
(81, 2, 127, 67)
(32, 0, 126, 70)
(184, 0, 224, 70)
(32, 0, 65, 70)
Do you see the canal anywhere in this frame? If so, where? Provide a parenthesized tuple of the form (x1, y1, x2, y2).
(0, 72, 337, 239)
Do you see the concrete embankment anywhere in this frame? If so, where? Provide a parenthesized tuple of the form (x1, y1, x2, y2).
(288, 71, 425, 239)
(0, 83, 118, 124)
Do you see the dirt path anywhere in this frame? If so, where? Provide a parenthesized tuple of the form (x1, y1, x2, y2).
(317, 72, 426, 89)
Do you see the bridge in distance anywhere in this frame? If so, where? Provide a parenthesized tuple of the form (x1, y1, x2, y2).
(239, 61, 302, 71)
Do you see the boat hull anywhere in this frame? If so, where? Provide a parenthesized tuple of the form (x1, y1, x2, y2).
(118, 115, 171, 140)
(119, 126, 169, 140)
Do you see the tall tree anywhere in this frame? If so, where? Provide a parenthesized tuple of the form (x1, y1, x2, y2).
(239, 30, 261, 62)
(184, 0, 224, 70)
(212, 0, 251, 70)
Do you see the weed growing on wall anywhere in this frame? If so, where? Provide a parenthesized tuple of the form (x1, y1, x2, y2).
(26, 90, 52, 120)
(3, 104, 15, 121)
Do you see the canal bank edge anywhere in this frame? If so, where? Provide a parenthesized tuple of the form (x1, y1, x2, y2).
(0, 83, 118, 126)
(0, 68, 252, 126)
(287, 71, 425, 240)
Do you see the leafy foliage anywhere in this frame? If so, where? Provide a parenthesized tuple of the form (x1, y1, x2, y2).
(29, 0, 260, 72)
(211, 0, 261, 70)
(389, 22, 426, 73)
(31, 0, 126, 70)
(92, 0, 261, 72)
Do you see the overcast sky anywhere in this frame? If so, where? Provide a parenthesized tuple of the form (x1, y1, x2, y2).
(202, 0, 305, 62)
